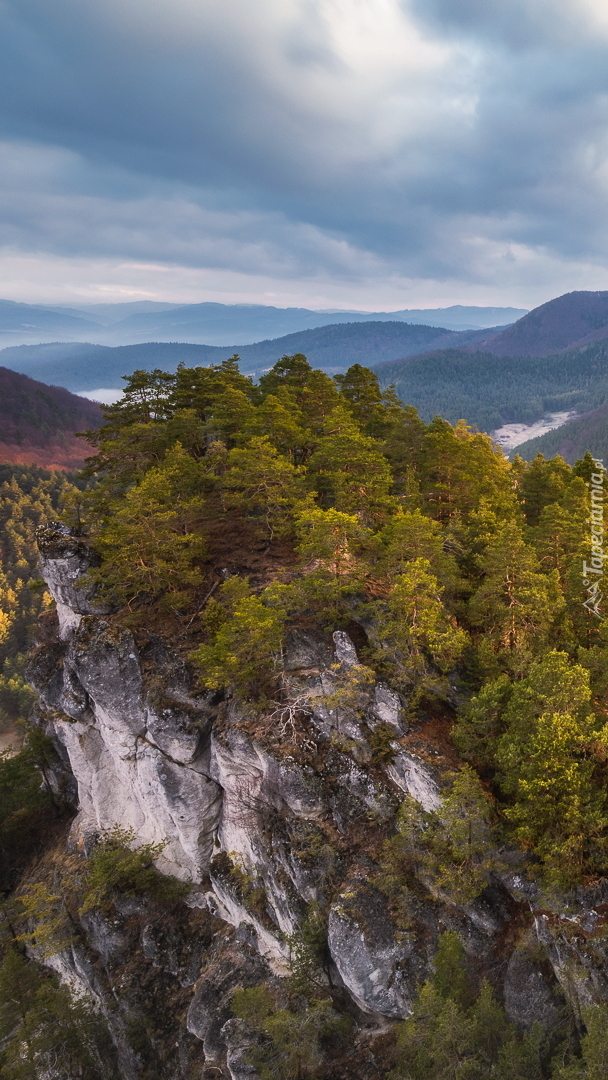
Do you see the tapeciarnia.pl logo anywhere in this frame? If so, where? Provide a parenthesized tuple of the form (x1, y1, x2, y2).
(582, 458, 606, 619)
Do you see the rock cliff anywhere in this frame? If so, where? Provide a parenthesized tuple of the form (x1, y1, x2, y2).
(25, 524, 608, 1078)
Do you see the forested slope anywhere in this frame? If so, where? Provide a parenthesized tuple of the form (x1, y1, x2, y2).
(2, 355, 608, 1078)
(479, 288, 608, 356)
(374, 339, 608, 431)
(0, 366, 101, 469)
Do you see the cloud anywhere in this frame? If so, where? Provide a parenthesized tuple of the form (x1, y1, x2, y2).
(1, 0, 608, 307)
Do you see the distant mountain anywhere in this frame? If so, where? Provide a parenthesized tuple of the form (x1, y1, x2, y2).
(99, 302, 526, 345)
(0, 322, 502, 393)
(380, 305, 527, 330)
(479, 290, 608, 357)
(48, 301, 181, 325)
(0, 299, 99, 339)
(0, 299, 526, 348)
(0, 367, 101, 471)
(514, 401, 608, 463)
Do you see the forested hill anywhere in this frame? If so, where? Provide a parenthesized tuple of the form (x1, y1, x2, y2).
(0, 365, 101, 469)
(373, 338, 608, 432)
(479, 288, 608, 356)
(0, 321, 500, 393)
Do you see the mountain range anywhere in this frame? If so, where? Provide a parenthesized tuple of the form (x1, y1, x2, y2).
(4, 289, 608, 466)
(0, 299, 527, 347)
(373, 342, 608, 434)
(0, 322, 503, 394)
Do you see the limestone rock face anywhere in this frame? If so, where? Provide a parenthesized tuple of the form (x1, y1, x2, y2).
(222, 1018, 262, 1080)
(30, 613, 222, 882)
(328, 878, 426, 1017)
(29, 535, 608, 1067)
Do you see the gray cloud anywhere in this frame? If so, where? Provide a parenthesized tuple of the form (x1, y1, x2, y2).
(1, 0, 608, 305)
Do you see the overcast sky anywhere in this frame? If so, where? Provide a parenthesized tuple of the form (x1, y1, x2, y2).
(3, 0, 608, 309)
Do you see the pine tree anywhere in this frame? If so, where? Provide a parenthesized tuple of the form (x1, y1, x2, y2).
(248, 389, 311, 464)
(382, 404, 426, 505)
(334, 364, 402, 437)
(192, 578, 285, 699)
(468, 522, 564, 674)
(94, 442, 207, 611)
(419, 418, 517, 529)
(495, 651, 607, 884)
(308, 407, 395, 522)
(223, 436, 306, 539)
(519, 453, 572, 527)
(530, 479, 588, 581)
(372, 509, 461, 598)
(372, 558, 468, 690)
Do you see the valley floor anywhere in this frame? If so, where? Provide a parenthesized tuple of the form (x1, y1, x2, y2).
(492, 409, 577, 449)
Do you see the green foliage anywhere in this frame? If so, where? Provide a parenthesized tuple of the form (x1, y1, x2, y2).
(378, 775, 497, 913)
(372, 509, 461, 597)
(285, 902, 330, 995)
(0, 657, 36, 727)
(295, 504, 369, 578)
(457, 652, 608, 886)
(520, 454, 573, 527)
(468, 523, 564, 674)
(0, 745, 50, 833)
(0, 466, 79, 722)
(231, 984, 350, 1080)
(371, 558, 468, 690)
(368, 721, 398, 763)
(335, 363, 400, 437)
(418, 418, 517, 530)
(453, 674, 513, 767)
(390, 949, 546, 1080)
(0, 738, 54, 888)
(93, 442, 207, 611)
(79, 825, 188, 914)
(495, 653, 607, 885)
(16, 883, 73, 958)
(0, 947, 115, 1079)
(231, 984, 275, 1027)
(431, 931, 473, 1007)
(381, 769, 499, 907)
(224, 435, 306, 537)
(192, 578, 285, 699)
(553, 1004, 608, 1079)
(308, 406, 395, 521)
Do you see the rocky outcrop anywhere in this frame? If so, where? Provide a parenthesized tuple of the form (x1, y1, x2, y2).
(186, 941, 269, 1062)
(25, 526, 608, 1076)
(28, 616, 222, 882)
(328, 876, 426, 1018)
(36, 522, 111, 637)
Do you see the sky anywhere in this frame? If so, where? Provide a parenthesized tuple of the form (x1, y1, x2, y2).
(3, 0, 608, 310)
